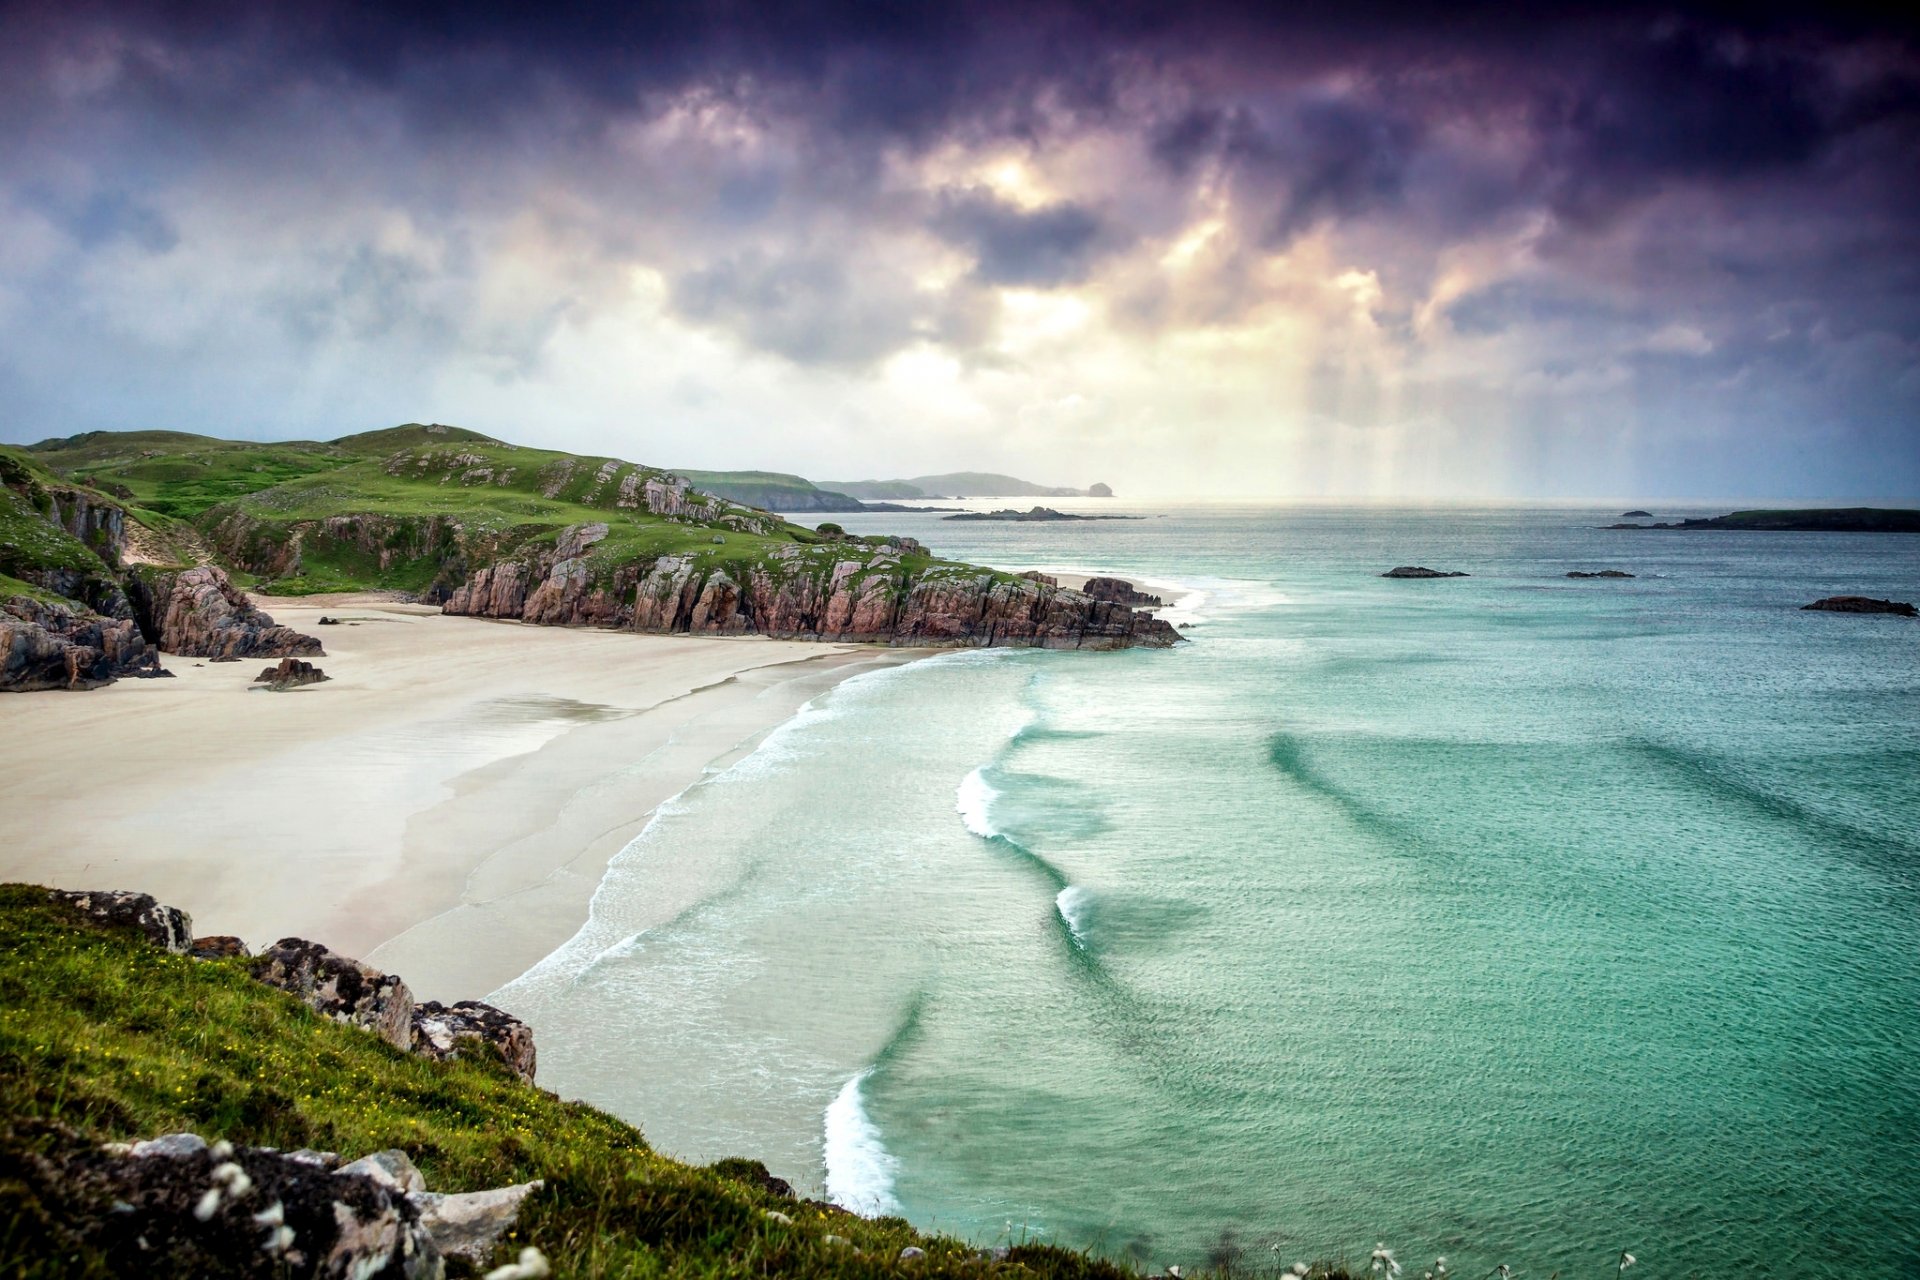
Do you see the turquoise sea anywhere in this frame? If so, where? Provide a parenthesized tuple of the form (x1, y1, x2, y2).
(495, 503, 1920, 1279)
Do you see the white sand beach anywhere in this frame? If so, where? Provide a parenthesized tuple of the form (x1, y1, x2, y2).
(0, 598, 923, 1001)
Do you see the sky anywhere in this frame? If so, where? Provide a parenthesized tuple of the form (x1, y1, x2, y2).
(1, 1, 1916, 500)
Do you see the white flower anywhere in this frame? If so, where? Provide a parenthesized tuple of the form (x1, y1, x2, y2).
(1292, 1265, 1311, 1277)
(263, 1224, 296, 1255)
(1619, 1253, 1637, 1272)
(193, 1187, 222, 1221)
(1168, 1267, 1183, 1278)
(209, 1140, 234, 1159)
(484, 1247, 551, 1280)
(252, 1202, 284, 1227)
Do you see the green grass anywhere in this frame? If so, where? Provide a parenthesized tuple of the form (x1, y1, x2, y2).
(0, 449, 115, 581)
(26, 432, 360, 520)
(0, 886, 1140, 1280)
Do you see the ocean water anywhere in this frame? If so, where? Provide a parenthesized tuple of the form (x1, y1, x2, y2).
(493, 503, 1920, 1279)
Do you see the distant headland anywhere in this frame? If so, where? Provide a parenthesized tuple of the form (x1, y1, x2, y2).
(1608, 507, 1920, 532)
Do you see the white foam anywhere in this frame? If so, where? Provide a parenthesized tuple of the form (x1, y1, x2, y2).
(1055, 885, 1093, 948)
(823, 1070, 902, 1216)
(956, 766, 1000, 838)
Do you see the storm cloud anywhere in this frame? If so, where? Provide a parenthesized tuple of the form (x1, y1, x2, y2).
(0, 0, 1915, 497)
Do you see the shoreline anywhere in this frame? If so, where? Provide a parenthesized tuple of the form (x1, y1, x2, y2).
(0, 596, 928, 1001)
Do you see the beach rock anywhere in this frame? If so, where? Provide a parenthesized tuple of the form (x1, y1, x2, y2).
(1018, 570, 1059, 587)
(24, 1126, 444, 1280)
(48, 889, 193, 953)
(339, 1150, 427, 1196)
(1081, 576, 1164, 607)
(2, 594, 167, 691)
(129, 564, 324, 659)
(191, 935, 251, 960)
(251, 939, 415, 1050)
(1801, 596, 1917, 616)
(1382, 566, 1469, 578)
(1567, 570, 1636, 579)
(410, 1001, 538, 1084)
(253, 656, 329, 689)
(408, 1181, 543, 1263)
(318, 615, 339, 625)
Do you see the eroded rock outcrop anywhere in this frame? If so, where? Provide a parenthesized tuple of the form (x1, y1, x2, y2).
(411, 1001, 538, 1084)
(251, 939, 415, 1050)
(1081, 576, 1163, 607)
(49, 889, 193, 953)
(130, 564, 324, 659)
(1802, 595, 1917, 616)
(20, 1127, 446, 1279)
(445, 528, 1181, 650)
(2, 595, 167, 691)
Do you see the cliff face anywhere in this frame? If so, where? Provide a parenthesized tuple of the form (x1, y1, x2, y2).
(1, 595, 166, 691)
(129, 565, 324, 659)
(445, 526, 1182, 649)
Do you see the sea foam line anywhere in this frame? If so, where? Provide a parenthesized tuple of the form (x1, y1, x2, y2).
(823, 1070, 902, 1216)
(956, 765, 1002, 839)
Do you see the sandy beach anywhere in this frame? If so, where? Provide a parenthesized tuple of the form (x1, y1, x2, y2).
(0, 597, 923, 1001)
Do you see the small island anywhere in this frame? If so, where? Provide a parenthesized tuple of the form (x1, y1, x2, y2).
(1802, 596, 1917, 616)
(1608, 507, 1920, 532)
(944, 506, 1145, 522)
(1568, 570, 1635, 579)
(1621, 510, 1653, 518)
(1382, 566, 1469, 578)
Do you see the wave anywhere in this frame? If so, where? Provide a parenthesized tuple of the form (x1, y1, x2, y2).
(1265, 731, 1420, 849)
(1055, 885, 1094, 949)
(823, 992, 927, 1217)
(956, 765, 1002, 838)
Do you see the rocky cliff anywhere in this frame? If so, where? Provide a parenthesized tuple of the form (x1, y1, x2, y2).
(1, 595, 167, 691)
(445, 524, 1181, 649)
(128, 565, 324, 659)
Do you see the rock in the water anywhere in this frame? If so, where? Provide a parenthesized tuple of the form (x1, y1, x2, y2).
(1382, 566, 1470, 578)
(129, 563, 323, 659)
(191, 935, 251, 960)
(1567, 570, 1636, 579)
(253, 656, 330, 689)
(22, 1127, 443, 1279)
(409, 1181, 543, 1263)
(1621, 510, 1652, 518)
(410, 1001, 538, 1084)
(251, 939, 415, 1050)
(2, 595, 167, 691)
(1081, 576, 1164, 607)
(317, 616, 340, 625)
(1088, 483, 1114, 498)
(1801, 596, 1917, 616)
(48, 889, 193, 953)
(340, 1150, 428, 1196)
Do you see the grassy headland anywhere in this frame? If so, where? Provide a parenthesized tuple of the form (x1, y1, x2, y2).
(0, 884, 1144, 1280)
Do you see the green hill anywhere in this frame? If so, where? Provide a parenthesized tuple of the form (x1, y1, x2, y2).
(675, 469, 866, 513)
(825, 473, 1087, 500)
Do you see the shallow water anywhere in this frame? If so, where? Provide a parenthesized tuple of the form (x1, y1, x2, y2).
(495, 504, 1920, 1279)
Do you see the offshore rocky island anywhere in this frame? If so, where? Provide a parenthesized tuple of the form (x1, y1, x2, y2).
(1, 424, 1178, 690)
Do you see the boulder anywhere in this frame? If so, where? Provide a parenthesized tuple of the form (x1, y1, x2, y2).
(410, 1001, 538, 1084)
(339, 1150, 427, 1196)
(251, 939, 415, 1050)
(1382, 566, 1469, 578)
(129, 564, 324, 659)
(1801, 596, 1917, 616)
(24, 1128, 444, 1279)
(48, 889, 192, 953)
(191, 935, 251, 960)
(408, 1181, 544, 1263)
(709, 1158, 795, 1200)
(253, 657, 330, 689)
(1018, 571, 1059, 587)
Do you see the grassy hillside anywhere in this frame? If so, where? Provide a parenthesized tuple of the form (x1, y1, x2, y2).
(825, 474, 1084, 500)
(0, 885, 1141, 1280)
(26, 431, 360, 521)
